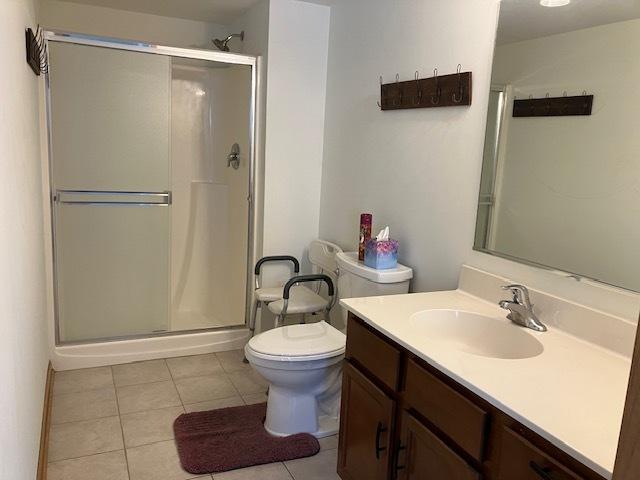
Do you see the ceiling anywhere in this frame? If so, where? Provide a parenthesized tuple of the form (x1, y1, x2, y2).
(55, 0, 263, 25)
(497, 0, 640, 45)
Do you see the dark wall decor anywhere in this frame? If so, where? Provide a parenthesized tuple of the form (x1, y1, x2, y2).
(513, 92, 593, 117)
(26, 26, 48, 76)
(378, 65, 472, 111)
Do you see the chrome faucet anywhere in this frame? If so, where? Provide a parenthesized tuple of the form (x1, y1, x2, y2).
(499, 284, 547, 332)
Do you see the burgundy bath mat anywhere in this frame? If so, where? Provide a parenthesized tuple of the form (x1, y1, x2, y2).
(173, 402, 320, 474)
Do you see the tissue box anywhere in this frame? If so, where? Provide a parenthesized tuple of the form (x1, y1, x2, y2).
(364, 239, 399, 269)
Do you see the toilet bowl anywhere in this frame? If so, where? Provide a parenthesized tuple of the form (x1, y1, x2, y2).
(245, 321, 346, 438)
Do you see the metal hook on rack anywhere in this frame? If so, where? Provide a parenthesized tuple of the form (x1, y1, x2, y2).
(452, 64, 463, 103)
(528, 94, 535, 115)
(562, 91, 569, 113)
(393, 73, 402, 106)
(430, 68, 441, 105)
(413, 71, 422, 106)
(545, 92, 551, 114)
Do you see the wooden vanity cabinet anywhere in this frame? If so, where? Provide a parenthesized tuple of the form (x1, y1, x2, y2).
(338, 313, 606, 480)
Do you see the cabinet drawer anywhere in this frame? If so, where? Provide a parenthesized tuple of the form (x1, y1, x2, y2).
(404, 359, 487, 461)
(346, 314, 401, 390)
(498, 427, 583, 480)
(399, 413, 481, 480)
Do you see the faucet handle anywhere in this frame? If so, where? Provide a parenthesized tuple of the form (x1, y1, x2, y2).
(501, 284, 532, 307)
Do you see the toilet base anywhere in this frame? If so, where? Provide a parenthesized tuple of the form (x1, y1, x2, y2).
(263, 383, 341, 438)
(265, 413, 339, 439)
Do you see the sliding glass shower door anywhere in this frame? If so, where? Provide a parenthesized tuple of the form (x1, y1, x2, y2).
(47, 37, 255, 344)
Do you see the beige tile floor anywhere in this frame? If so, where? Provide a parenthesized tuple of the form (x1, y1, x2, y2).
(48, 350, 340, 480)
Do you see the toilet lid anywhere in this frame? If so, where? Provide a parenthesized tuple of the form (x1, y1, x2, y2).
(248, 322, 346, 360)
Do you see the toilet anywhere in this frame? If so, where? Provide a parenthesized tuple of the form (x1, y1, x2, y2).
(244, 321, 346, 438)
(245, 245, 413, 438)
(336, 251, 413, 324)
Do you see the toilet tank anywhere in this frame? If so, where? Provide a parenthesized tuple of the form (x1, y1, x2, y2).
(336, 251, 413, 306)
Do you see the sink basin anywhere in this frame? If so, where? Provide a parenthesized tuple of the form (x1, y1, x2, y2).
(409, 309, 544, 360)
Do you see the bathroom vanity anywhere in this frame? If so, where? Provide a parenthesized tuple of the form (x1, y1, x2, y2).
(337, 268, 633, 480)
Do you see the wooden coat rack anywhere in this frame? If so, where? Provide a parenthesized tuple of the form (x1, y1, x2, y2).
(513, 93, 593, 117)
(378, 66, 472, 111)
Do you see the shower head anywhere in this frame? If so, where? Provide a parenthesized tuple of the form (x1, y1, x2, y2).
(212, 31, 245, 52)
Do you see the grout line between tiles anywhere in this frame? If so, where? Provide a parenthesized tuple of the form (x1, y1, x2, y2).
(51, 386, 113, 397)
(52, 367, 115, 397)
(51, 410, 119, 427)
(165, 358, 186, 410)
(48, 447, 125, 465)
(114, 377, 175, 389)
(172, 371, 244, 407)
(125, 437, 187, 451)
(119, 403, 186, 418)
(282, 461, 296, 480)
(111, 365, 133, 480)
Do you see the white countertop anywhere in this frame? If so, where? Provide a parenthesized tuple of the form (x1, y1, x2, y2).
(340, 290, 632, 479)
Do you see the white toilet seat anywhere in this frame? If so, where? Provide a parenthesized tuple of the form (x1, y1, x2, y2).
(247, 321, 346, 362)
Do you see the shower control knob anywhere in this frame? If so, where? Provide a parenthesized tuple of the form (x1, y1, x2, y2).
(227, 143, 241, 170)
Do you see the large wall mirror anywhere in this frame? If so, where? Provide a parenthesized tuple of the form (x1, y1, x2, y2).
(475, 0, 640, 292)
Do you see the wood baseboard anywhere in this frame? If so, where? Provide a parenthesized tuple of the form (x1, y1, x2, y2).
(37, 362, 54, 480)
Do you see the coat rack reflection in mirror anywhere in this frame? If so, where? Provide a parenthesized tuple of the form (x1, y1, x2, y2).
(513, 92, 593, 117)
(378, 65, 472, 111)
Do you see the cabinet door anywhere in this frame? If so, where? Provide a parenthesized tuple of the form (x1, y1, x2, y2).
(338, 362, 394, 480)
(397, 413, 481, 480)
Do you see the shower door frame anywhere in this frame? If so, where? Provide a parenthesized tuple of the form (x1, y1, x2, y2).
(44, 30, 261, 346)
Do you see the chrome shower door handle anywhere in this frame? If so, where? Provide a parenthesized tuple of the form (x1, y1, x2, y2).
(227, 143, 240, 169)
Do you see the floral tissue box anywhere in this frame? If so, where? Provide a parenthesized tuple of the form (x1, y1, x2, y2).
(364, 239, 399, 270)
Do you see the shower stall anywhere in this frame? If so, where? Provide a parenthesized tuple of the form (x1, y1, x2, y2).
(44, 32, 260, 369)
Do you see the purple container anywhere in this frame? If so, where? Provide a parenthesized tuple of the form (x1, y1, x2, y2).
(364, 239, 399, 270)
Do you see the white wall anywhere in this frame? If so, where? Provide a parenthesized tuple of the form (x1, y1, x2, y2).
(230, 0, 270, 57)
(0, 0, 49, 478)
(319, 0, 500, 292)
(261, 0, 330, 284)
(489, 19, 640, 293)
(39, 0, 230, 48)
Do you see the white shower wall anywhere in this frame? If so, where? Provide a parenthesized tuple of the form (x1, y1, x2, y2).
(170, 63, 251, 331)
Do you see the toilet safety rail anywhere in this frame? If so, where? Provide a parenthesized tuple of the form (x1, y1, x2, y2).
(279, 274, 335, 325)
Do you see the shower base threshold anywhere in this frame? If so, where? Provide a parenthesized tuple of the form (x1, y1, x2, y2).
(52, 327, 250, 371)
